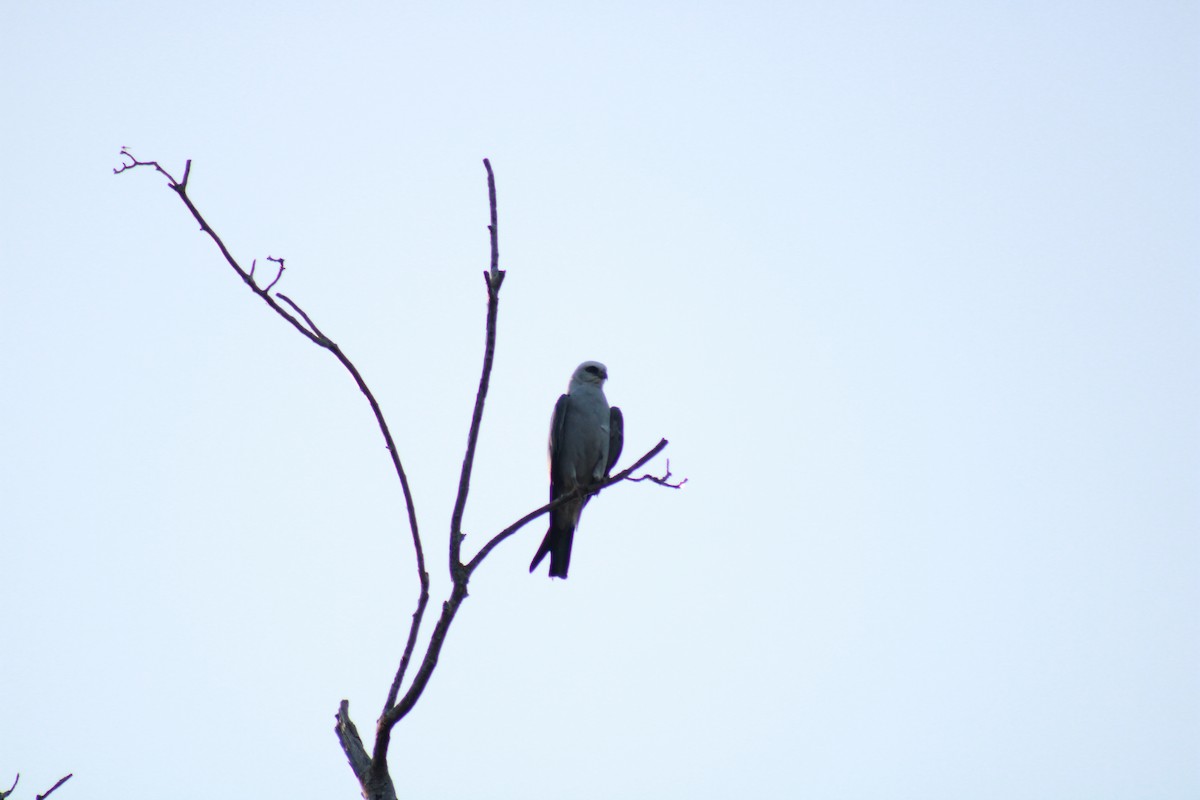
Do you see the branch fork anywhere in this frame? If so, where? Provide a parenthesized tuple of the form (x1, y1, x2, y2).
(117, 151, 682, 800)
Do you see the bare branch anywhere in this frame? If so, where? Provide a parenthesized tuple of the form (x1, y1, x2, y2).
(465, 438, 672, 574)
(334, 700, 371, 784)
(263, 255, 286, 293)
(372, 582, 469, 779)
(1, 775, 17, 800)
(626, 457, 688, 488)
(35, 775, 71, 800)
(275, 293, 327, 342)
(115, 151, 322, 345)
(372, 158, 510, 784)
(447, 159, 506, 578)
(114, 147, 180, 186)
(118, 148, 431, 749)
(123, 151, 681, 800)
(484, 158, 499, 282)
(381, 586, 431, 712)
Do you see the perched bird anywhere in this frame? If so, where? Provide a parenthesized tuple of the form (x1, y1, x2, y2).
(530, 361, 624, 579)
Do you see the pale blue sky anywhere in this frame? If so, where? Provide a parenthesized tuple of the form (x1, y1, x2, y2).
(2, 2, 1197, 798)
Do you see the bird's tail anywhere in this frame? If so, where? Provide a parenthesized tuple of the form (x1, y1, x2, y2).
(529, 524, 574, 579)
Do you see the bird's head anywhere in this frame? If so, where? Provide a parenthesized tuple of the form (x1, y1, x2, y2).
(571, 360, 609, 388)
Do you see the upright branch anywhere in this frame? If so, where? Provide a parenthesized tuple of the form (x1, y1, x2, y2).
(118, 150, 682, 800)
(448, 158, 506, 578)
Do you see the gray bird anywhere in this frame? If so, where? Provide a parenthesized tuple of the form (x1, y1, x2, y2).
(530, 361, 624, 579)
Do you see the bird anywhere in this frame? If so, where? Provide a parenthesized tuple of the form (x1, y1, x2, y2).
(529, 361, 624, 579)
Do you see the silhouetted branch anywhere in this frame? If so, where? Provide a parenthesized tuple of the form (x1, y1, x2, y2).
(115, 151, 425, 596)
(114, 149, 320, 345)
(119, 150, 682, 800)
(485, 158, 500, 281)
(466, 438, 671, 573)
(334, 700, 371, 785)
(114, 147, 183, 188)
(118, 150, 427, 800)
(373, 158, 505, 783)
(448, 159, 506, 579)
(34, 775, 71, 800)
(263, 255, 286, 293)
(3, 773, 72, 800)
(626, 457, 687, 488)
(275, 293, 328, 341)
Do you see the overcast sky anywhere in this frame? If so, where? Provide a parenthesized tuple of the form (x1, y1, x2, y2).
(2, 2, 1197, 799)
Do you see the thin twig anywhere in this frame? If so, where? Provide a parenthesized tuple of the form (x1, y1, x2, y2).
(381, 586, 431, 713)
(264, 256, 286, 293)
(626, 458, 687, 488)
(484, 158, 499, 282)
(35, 774, 71, 800)
(276, 293, 327, 342)
(1, 775, 17, 800)
(114, 147, 179, 186)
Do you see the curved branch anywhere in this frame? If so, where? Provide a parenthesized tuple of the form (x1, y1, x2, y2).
(116, 147, 430, 722)
(121, 151, 683, 800)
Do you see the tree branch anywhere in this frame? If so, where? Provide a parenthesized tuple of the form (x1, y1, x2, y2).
(372, 158, 507, 783)
(334, 700, 371, 785)
(115, 150, 322, 345)
(466, 438, 672, 574)
(626, 457, 687, 488)
(34, 776, 71, 800)
(117, 150, 428, 799)
(120, 151, 683, 800)
(115, 149, 426, 596)
(448, 160, 506, 579)
(485, 158, 500, 282)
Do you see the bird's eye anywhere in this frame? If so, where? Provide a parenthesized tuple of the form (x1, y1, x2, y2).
(585, 366, 599, 375)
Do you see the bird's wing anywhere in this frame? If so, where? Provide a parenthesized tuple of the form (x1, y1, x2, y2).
(548, 393, 570, 501)
(605, 406, 624, 476)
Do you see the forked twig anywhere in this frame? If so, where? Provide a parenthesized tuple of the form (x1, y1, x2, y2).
(627, 457, 687, 488)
